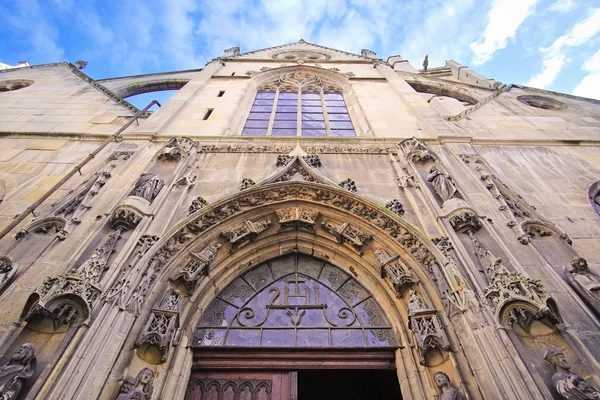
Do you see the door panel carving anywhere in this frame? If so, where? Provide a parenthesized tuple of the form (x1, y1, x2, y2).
(186, 372, 289, 400)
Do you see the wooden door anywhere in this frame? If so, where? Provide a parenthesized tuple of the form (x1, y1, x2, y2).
(186, 371, 297, 400)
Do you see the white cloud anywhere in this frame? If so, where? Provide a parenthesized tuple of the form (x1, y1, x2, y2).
(572, 48, 600, 99)
(4, 0, 65, 63)
(527, 8, 600, 88)
(470, 0, 539, 66)
(547, 0, 575, 14)
(395, 0, 485, 67)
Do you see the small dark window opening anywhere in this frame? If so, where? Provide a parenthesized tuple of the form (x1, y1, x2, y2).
(203, 109, 214, 120)
(231, 72, 236, 76)
(218, 91, 225, 97)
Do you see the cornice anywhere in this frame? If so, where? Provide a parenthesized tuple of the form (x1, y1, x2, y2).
(511, 84, 600, 105)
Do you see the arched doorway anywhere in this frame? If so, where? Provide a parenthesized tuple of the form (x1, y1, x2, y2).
(187, 253, 402, 399)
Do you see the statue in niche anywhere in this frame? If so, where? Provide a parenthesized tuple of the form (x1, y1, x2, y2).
(130, 173, 164, 203)
(0, 257, 17, 293)
(0, 343, 36, 399)
(161, 290, 180, 311)
(427, 166, 457, 202)
(408, 290, 427, 312)
(434, 371, 461, 400)
(544, 345, 600, 399)
(116, 367, 154, 400)
(564, 257, 600, 315)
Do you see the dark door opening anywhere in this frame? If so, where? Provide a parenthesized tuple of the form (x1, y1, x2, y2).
(298, 370, 402, 400)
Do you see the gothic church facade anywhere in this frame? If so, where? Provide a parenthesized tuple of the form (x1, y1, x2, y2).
(0, 40, 599, 399)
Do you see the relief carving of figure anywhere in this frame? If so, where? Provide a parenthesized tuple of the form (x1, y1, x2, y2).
(0, 257, 17, 293)
(434, 371, 462, 400)
(131, 173, 165, 203)
(0, 343, 36, 400)
(116, 367, 154, 400)
(544, 346, 600, 399)
(564, 258, 600, 315)
(427, 166, 457, 202)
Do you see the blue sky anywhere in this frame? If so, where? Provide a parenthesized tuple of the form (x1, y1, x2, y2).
(1, 0, 600, 108)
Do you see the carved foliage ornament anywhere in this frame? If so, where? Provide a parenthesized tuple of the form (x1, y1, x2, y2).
(188, 196, 208, 215)
(338, 178, 357, 193)
(275, 154, 293, 167)
(240, 178, 256, 191)
(110, 208, 142, 229)
(180, 183, 439, 272)
(303, 154, 322, 168)
(449, 211, 482, 233)
(385, 199, 405, 217)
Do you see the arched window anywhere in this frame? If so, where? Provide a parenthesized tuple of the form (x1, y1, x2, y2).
(242, 72, 356, 137)
(194, 254, 395, 347)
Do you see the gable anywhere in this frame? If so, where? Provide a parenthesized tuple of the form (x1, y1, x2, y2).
(232, 39, 370, 62)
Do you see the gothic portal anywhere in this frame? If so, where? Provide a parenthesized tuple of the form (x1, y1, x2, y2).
(0, 40, 599, 399)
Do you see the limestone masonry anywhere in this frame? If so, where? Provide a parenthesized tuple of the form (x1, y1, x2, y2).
(0, 40, 599, 399)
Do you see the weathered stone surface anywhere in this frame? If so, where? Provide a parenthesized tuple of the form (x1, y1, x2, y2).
(0, 40, 598, 400)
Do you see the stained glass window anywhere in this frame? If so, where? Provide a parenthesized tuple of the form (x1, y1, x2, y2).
(194, 254, 396, 348)
(241, 72, 356, 137)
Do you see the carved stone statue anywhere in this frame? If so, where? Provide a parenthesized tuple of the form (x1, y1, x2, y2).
(116, 367, 154, 400)
(0, 343, 36, 399)
(565, 257, 600, 315)
(544, 346, 600, 399)
(427, 166, 457, 202)
(130, 173, 164, 203)
(408, 290, 427, 312)
(0, 257, 17, 293)
(434, 371, 461, 400)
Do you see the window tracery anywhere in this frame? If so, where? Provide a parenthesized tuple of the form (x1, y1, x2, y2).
(194, 254, 395, 348)
(242, 72, 356, 137)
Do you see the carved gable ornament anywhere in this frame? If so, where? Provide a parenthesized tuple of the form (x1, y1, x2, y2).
(275, 207, 319, 232)
(407, 290, 450, 365)
(398, 137, 436, 162)
(157, 137, 197, 161)
(321, 220, 372, 254)
(23, 272, 101, 329)
(375, 249, 418, 297)
(136, 290, 181, 363)
(171, 243, 221, 291)
(221, 219, 272, 249)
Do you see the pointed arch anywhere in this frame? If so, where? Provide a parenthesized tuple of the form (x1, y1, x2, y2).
(226, 65, 373, 137)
